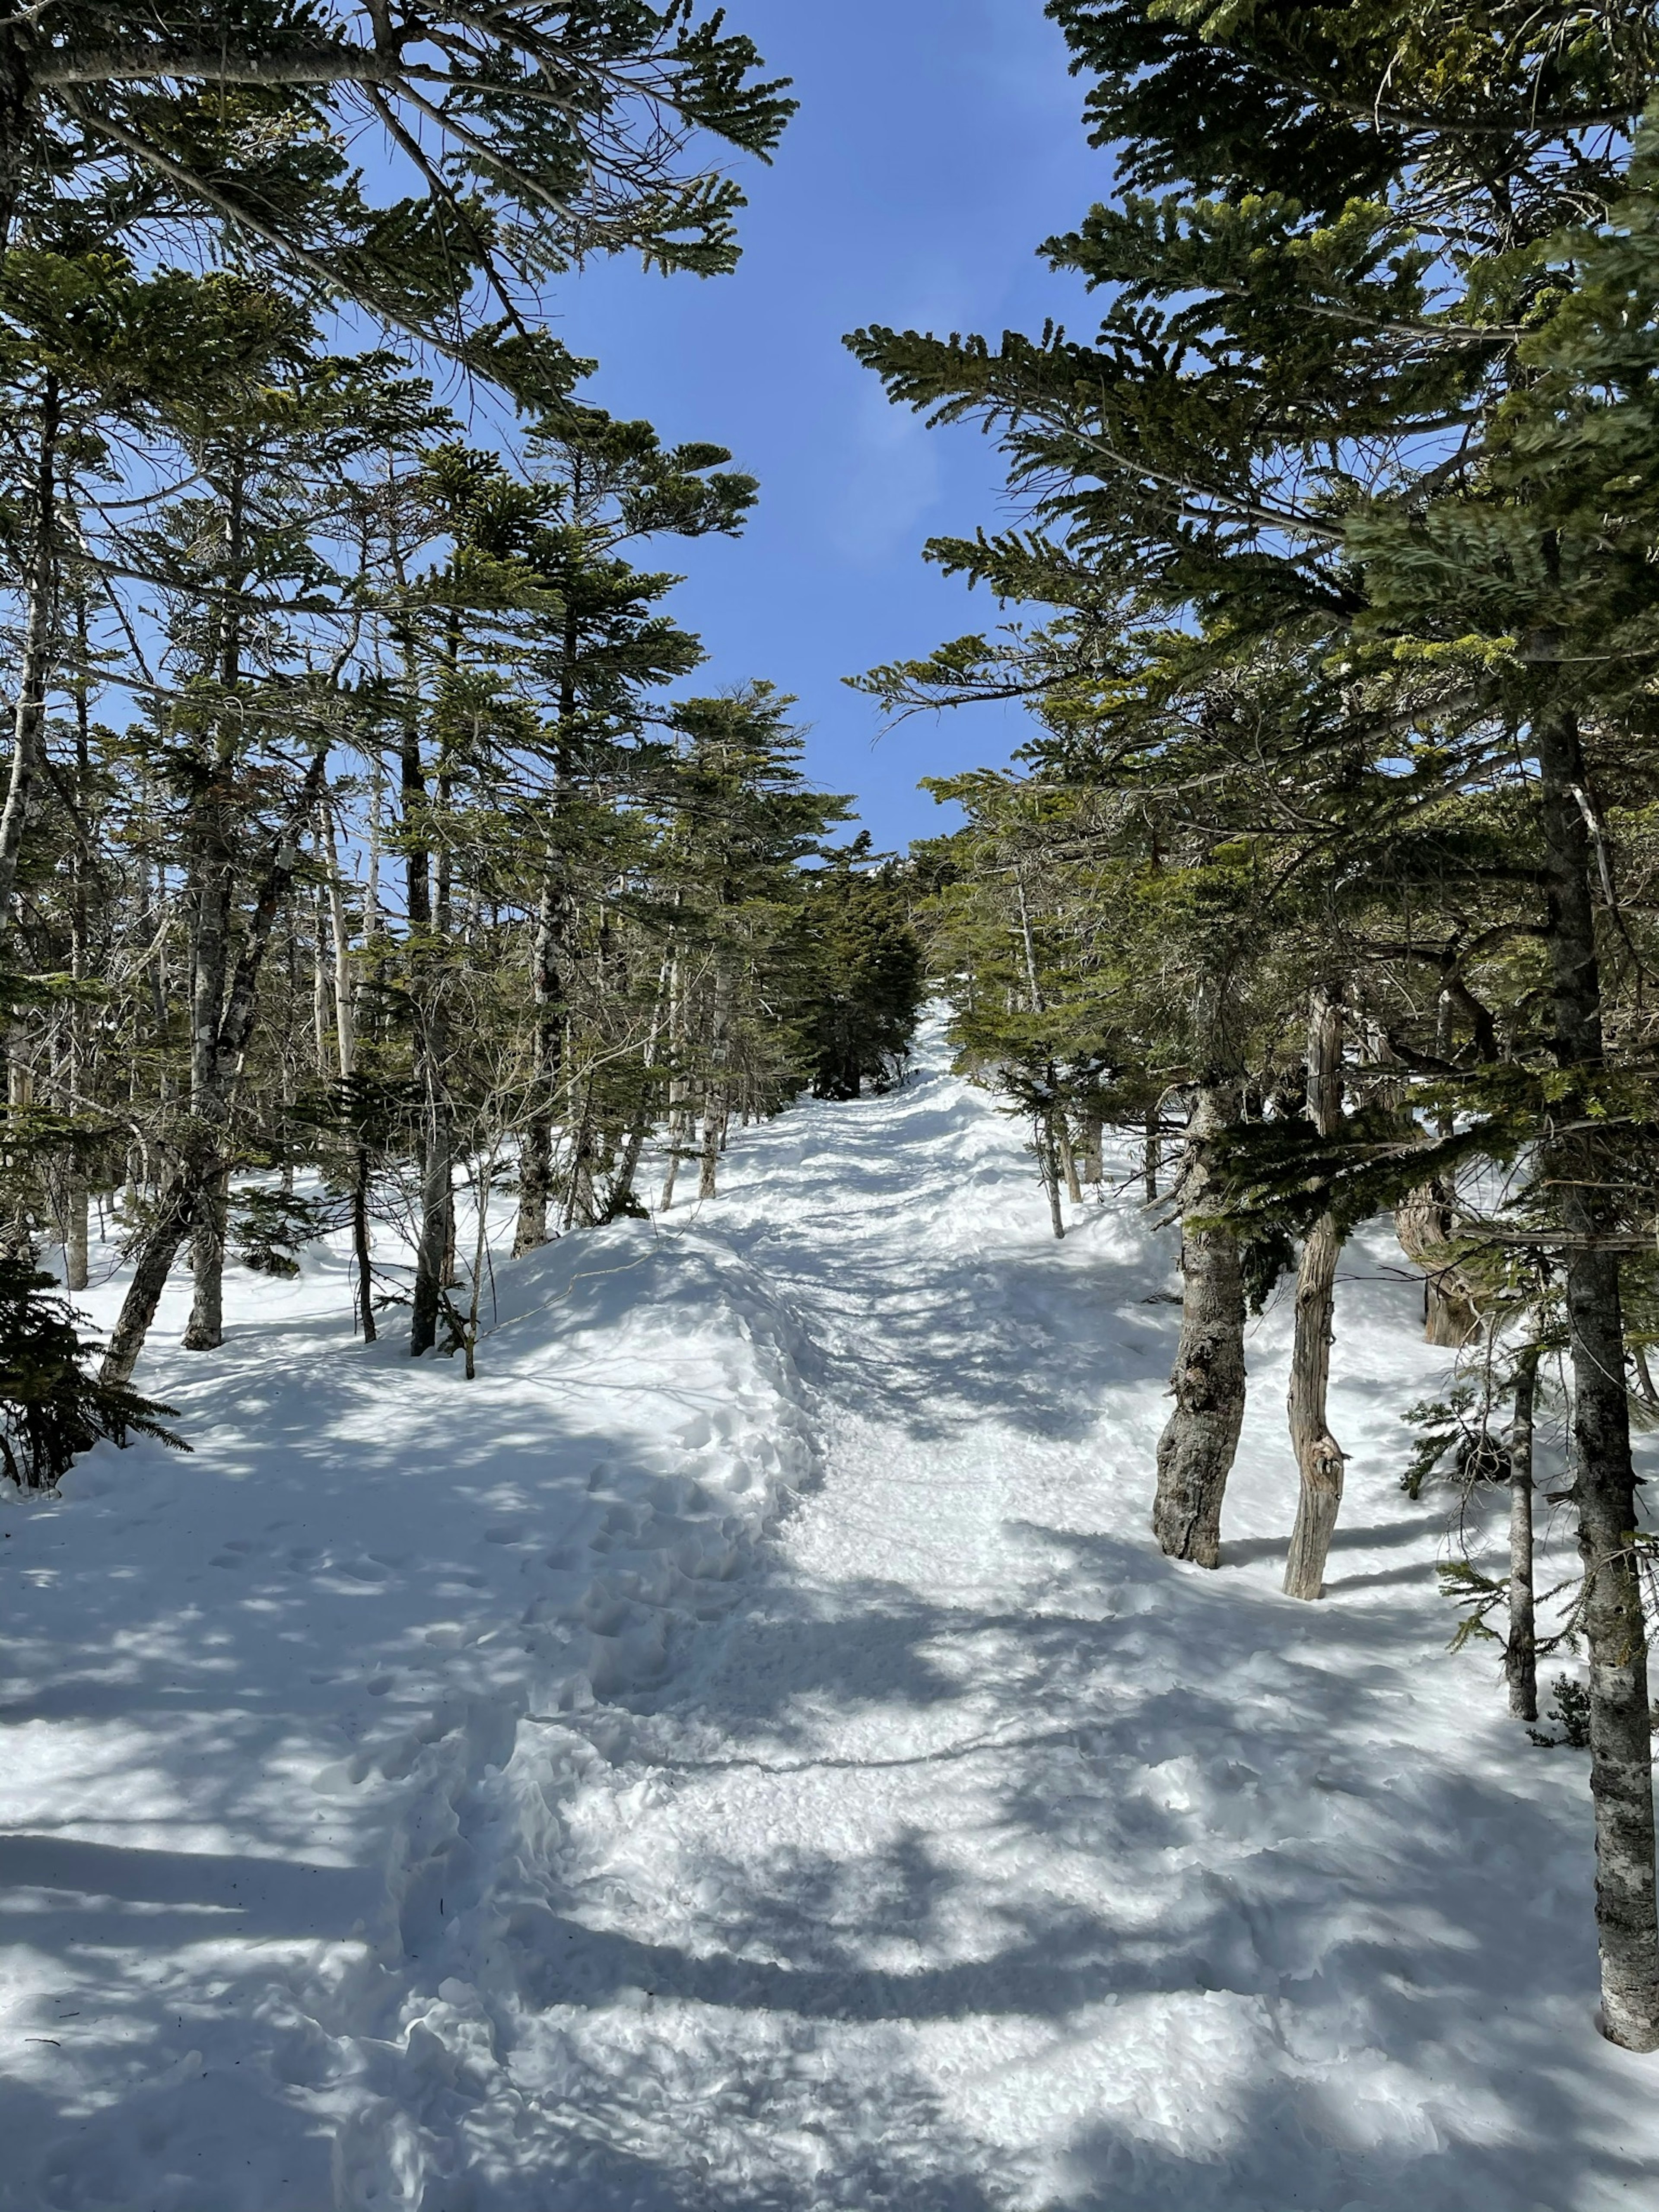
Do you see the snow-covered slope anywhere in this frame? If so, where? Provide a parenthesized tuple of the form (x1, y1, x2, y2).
(3, 1019, 1655, 2210)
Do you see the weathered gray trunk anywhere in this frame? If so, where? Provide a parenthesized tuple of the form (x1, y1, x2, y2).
(1284, 985, 1346, 1602)
(1395, 1179, 1481, 1345)
(64, 1181, 88, 1294)
(1151, 1081, 1247, 1567)
(1081, 1111, 1104, 1187)
(1039, 1110, 1066, 1240)
(1535, 701, 1659, 2049)
(1060, 1119, 1083, 1205)
(1143, 1105, 1160, 1205)
(100, 1181, 193, 1389)
(182, 1173, 227, 1353)
(1506, 1347, 1539, 1724)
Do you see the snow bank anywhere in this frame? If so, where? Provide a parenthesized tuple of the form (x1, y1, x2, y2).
(0, 1213, 816, 2209)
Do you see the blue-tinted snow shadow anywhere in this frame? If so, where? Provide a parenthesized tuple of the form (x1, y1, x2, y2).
(506, 1510, 1633, 2212)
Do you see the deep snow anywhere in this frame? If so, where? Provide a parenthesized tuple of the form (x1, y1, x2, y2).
(3, 1020, 1657, 2210)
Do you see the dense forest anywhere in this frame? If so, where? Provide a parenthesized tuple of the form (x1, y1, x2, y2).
(3, 2, 1659, 2182)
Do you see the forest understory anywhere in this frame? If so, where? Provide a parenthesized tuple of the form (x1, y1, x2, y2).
(1, 1018, 1652, 2212)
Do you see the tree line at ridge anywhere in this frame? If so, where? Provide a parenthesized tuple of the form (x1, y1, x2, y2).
(850, 0, 1659, 2055)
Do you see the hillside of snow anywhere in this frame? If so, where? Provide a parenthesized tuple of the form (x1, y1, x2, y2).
(3, 1019, 1656, 2211)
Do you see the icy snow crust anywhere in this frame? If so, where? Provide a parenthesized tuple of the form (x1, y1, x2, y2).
(3, 1016, 1657, 2209)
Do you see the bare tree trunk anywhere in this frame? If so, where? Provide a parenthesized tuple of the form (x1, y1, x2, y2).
(1038, 1110, 1065, 1239)
(64, 1181, 88, 1294)
(0, 375, 58, 921)
(696, 952, 734, 1203)
(1507, 1345, 1539, 1724)
(1535, 700, 1659, 2050)
(100, 1181, 192, 1389)
(1081, 1110, 1104, 1187)
(1284, 985, 1346, 1601)
(607, 953, 672, 1220)
(513, 871, 565, 1255)
(182, 1171, 227, 1353)
(1395, 1178, 1481, 1345)
(1060, 1117, 1083, 1204)
(1143, 1104, 1160, 1205)
(1152, 1081, 1247, 1566)
(353, 1138, 376, 1344)
(411, 1063, 451, 1356)
(697, 1097, 724, 1201)
(660, 963, 690, 1213)
(319, 796, 356, 1077)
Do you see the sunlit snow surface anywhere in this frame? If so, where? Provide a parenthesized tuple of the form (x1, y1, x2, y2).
(3, 1015, 1656, 2209)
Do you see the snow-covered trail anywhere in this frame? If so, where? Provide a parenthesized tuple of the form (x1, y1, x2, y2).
(5, 1023, 1659, 2209)
(410, 1035, 1658, 2211)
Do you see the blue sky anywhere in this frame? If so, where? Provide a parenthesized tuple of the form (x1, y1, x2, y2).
(550, 1, 1106, 852)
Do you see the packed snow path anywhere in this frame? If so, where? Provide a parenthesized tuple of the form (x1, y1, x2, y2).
(5, 1023, 1659, 2208)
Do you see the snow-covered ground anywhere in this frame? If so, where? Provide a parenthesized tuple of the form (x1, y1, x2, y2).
(3, 1019, 1656, 2209)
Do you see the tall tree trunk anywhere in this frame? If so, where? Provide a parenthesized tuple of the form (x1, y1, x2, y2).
(399, 660, 449, 1356)
(607, 953, 672, 1220)
(0, 374, 58, 921)
(1535, 700, 1659, 2050)
(180, 837, 232, 1353)
(411, 1011, 451, 1355)
(513, 871, 566, 1255)
(659, 957, 689, 1211)
(1507, 1344, 1539, 1724)
(696, 950, 734, 1203)
(319, 799, 356, 1075)
(1143, 1104, 1160, 1205)
(353, 1137, 376, 1344)
(1284, 984, 1347, 1601)
(63, 590, 89, 1294)
(1038, 1108, 1065, 1239)
(181, 460, 248, 1354)
(1152, 1080, 1247, 1566)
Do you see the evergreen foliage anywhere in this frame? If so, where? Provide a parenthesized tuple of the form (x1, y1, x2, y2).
(797, 838, 925, 1101)
(0, 1255, 184, 1491)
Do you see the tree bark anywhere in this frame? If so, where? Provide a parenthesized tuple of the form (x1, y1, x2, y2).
(100, 1179, 193, 1389)
(1284, 984, 1346, 1602)
(659, 957, 690, 1211)
(1535, 700, 1659, 2050)
(353, 1138, 376, 1344)
(1506, 1345, 1539, 1724)
(0, 375, 57, 922)
(1152, 1081, 1247, 1566)
(513, 870, 566, 1255)
(1395, 1177, 1481, 1345)
(696, 949, 734, 1203)
(1060, 1117, 1083, 1205)
(1081, 1109, 1104, 1187)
